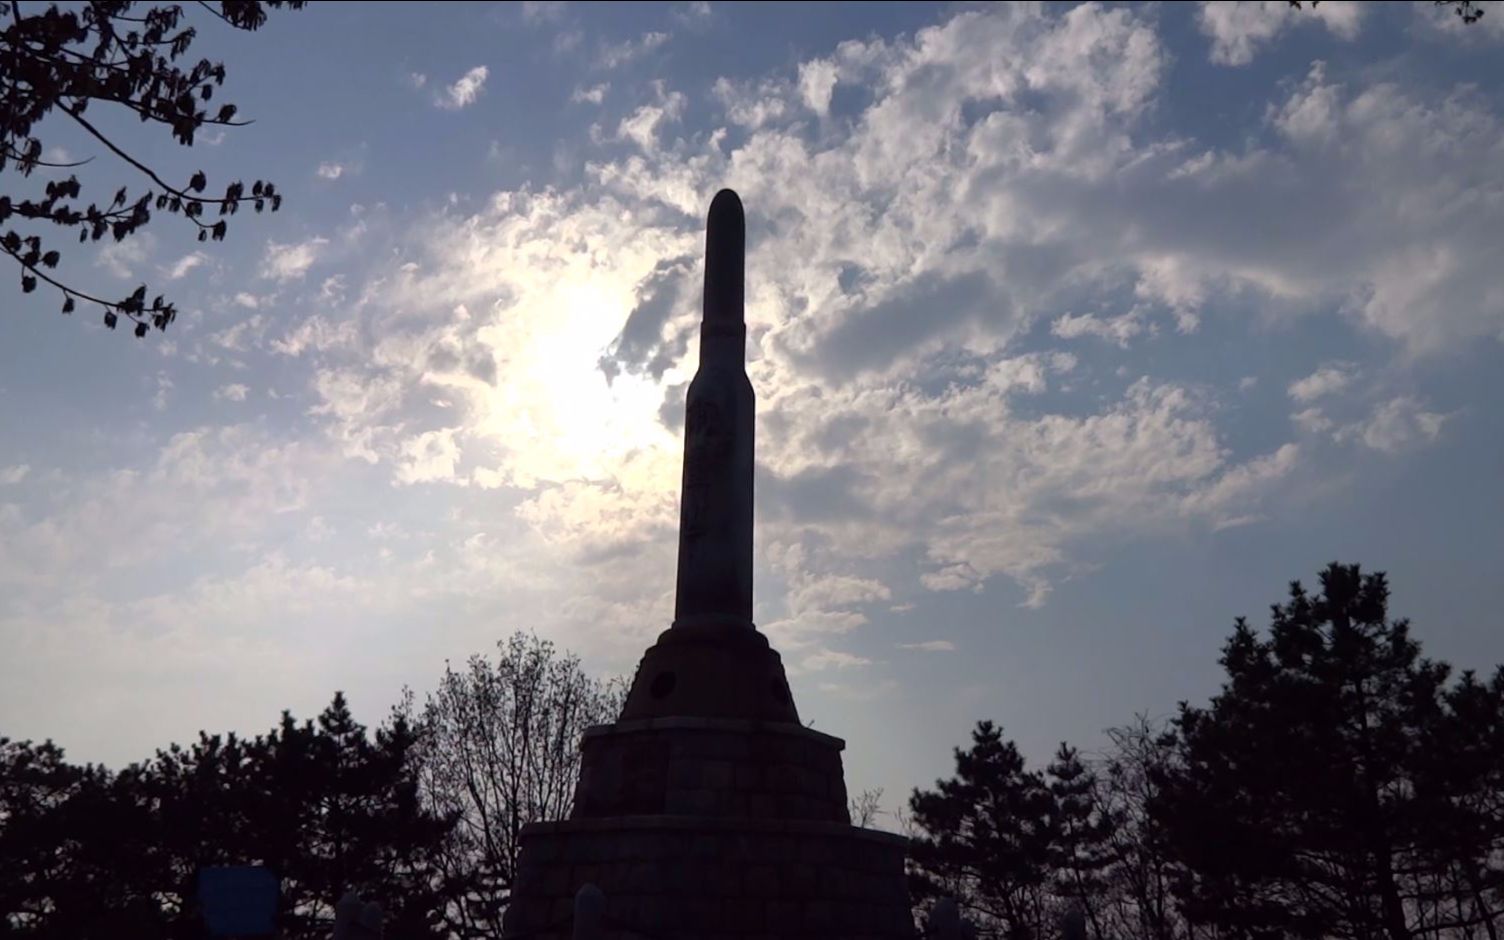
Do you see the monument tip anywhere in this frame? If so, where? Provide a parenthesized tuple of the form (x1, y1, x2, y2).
(703, 189, 745, 326)
(708, 188, 743, 226)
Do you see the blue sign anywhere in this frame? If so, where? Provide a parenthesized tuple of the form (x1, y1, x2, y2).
(198, 866, 279, 937)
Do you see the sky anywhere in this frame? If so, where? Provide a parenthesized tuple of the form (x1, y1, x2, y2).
(3, 0, 1504, 815)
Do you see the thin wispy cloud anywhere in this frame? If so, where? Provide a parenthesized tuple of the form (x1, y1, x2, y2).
(571, 82, 609, 105)
(597, 31, 669, 70)
(436, 65, 489, 110)
(261, 237, 328, 282)
(163, 252, 207, 280)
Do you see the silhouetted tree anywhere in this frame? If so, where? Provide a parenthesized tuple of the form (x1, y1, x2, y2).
(248, 693, 455, 939)
(0, 0, 302, 336)
(1411, 667, 1504, 939)
(0, 693, 456, 938)
(1153, 563, 1502, 940)
(0, 738, 160, 938)
(399, 632, 626, 939)
(1091, 716, 1199, 940)
(851, 786, 886, 828)
(1047, 743, 1114, 940)
(909, 721, 1058, 940)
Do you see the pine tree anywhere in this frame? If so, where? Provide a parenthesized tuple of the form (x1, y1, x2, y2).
(248, 692, 455, 939)
(1153, 563, 1494, 940)
(909, 721, 1058, 939)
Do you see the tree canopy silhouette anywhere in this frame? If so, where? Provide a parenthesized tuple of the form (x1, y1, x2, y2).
(0, 0, 303, 337)
(0, 692, 456, 938)
(908, 720, 1061, 939)
(398, 632, 626, 938)
(1152, 562, 1504, 940)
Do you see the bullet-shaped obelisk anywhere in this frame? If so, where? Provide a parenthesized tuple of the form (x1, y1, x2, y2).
(673, 189, 754, 630)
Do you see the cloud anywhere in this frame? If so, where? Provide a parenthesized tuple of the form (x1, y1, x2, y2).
(394, 427, 463, 485)
(437, 66, 489, 110)
(800, 649, 874, 672)
(271, 315, 357, 357)
(1288, 362, 1356, 402)
(261, 237, 328, 282)
(1337, 396, 1448, 454)
(0, 425, 331, 604)
(211, 314, 266, 352)
(316, 161, 347, 180)
(95, 234, 153, 278)
(214, 383, 250, 402)
(898, 640, 956, 653)
(1198, 0, 1361, 66)
(798, 58, 838, 116)
(521, 1, 567, 22)
(616, 91, 686, 153)
(571, 82, 609, 105)
(1179, 443, 1300, 528)
(104, 2, 1493, 705)
(300, 4, 1350, 626)
(1052, 310, 1146, 347)
(152, 372, 174, 411)
(597, 31, 669, 70)
(164, 252, 207, 280)
(1291, 407, 1335, 434)
(0, 465, 29, 485)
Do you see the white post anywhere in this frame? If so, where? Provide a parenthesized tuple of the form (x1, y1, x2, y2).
(573, 883, 606, 940)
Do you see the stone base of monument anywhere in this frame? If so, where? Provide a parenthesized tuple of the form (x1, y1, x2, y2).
(571, 718, 850, 822)
(501, 717, 917, 938)
(503, 816, 914, 939)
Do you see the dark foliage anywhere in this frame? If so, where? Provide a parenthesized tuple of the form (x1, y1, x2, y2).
(1153, 563, 1504, 940)
(0, 0, 302, 336)
(1289, 0, 1486, 25)
(398, 632, 627, 939)
(0, 693, 456, 938)
(914, 563, 1504, 940)
(909, 721, 1061, 939)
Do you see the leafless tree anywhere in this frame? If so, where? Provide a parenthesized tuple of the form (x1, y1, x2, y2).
(398, 632, 625, 939)
(1090, 714, 1194, 940)
(851, 786, 885, 828)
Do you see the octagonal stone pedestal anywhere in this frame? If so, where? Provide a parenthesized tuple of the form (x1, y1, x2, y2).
(503, 816, 914, 939)
(499, 717, 917, 939)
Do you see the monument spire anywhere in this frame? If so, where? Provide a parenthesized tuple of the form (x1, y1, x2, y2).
(673, 188, 754, 630)
(616, 188, 795, 723)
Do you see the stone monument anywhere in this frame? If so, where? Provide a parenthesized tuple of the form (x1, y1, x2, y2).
(501, 190, 915, 939)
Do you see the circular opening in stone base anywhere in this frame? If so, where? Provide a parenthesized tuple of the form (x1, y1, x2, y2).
(650, 671, 677, 699)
